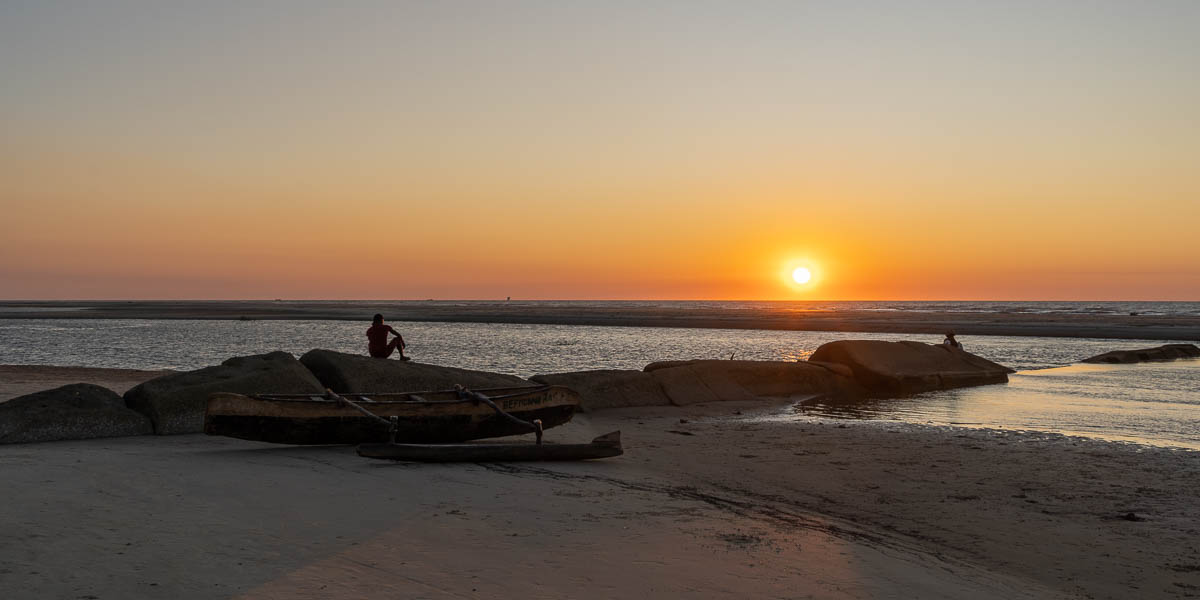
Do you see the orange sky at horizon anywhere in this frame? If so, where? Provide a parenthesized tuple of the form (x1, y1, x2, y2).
(2, 2, 1198, 301)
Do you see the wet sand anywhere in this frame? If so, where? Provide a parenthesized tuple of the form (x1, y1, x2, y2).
(3, 368, 1198, 598)
(2, 300, 1199, 340)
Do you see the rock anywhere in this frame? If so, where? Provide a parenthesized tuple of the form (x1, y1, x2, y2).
(1081, 344, 1200, 364)
(647, 360, 864, 406)
(534, 360, 862, 409)
(1, 384, 152, 444)
(299, 349, 531, 394)
(643, 360, 698, 372)
(805, 360, 856, 379)
(808, 340, 1014, 396)
(124, 352, 323, 435)
(530, 370, 670, 411)
(648, 363, 723, 405)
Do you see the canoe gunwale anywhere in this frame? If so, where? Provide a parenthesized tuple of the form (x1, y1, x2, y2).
(208, 386, 578, 419)
(248, 385, 553, 405)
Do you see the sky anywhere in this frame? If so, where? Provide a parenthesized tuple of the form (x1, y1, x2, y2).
(2, 0, 1198, 300)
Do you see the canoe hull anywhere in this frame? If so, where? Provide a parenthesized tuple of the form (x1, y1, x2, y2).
(357, 431, 623, 462)
(204, 386, 578, 445)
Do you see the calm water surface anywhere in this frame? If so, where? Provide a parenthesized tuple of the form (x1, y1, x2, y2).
(800, 361, 1200, 450)
(3, 318, 1190, 373)
(1, 318, 1196, 449)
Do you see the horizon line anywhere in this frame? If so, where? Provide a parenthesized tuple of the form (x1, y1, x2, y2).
(1, 298, 1197, 304)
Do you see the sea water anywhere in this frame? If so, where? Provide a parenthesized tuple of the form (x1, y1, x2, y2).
(799, 361, 1200, 450)
(1, 317, 1196, 450)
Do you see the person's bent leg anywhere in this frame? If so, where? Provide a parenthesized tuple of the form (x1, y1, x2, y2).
(370, 342, 396, 359)
(391, 338, 410, 360)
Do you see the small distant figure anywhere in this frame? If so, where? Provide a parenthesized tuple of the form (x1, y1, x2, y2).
(943, 332, 962, 351)
(367, 314, 409, 360)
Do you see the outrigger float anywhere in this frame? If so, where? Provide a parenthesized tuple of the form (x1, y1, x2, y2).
(356, 431, 623, 462)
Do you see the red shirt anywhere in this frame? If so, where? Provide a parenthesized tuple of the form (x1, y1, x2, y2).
(366, 324, 398, 351)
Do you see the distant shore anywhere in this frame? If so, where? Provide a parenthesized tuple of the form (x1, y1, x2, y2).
(1, 300, 1198, 340)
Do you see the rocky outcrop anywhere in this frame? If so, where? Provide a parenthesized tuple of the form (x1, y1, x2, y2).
(805, 361, 855, 379)
(532, 360, 862, 410)
(530, 370, 672, 411)
(530, 369, 672, 412)
(646, 360, 864, 406)
(648, 363, 726, 405)
(1, 384, 153, 444)
(299, 349, 531, 394)
(124, 352, 324, 435)
(808, 340, 1014, 396)
(1081, 344, 1200, 364)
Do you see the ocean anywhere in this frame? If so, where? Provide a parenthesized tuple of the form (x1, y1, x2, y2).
(456, 300, 1200, 316)
(4, 299, 1200, 318)
(1, 307, 1197, 450)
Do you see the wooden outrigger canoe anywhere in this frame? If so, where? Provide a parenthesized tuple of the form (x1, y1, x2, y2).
(358, 431, 623, 462)
(204, 385, 579, 445)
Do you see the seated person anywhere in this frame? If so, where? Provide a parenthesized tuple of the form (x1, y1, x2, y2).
(942, 332, 962, 350)
(367, 314, 409, 360)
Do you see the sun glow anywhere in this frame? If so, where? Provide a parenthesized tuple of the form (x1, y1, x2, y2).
(792, 267, 812, 285)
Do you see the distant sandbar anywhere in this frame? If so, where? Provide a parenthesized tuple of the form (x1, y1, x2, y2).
(1, 301, 1197, 340)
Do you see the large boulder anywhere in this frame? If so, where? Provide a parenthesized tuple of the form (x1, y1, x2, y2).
(808, 340, 1014, 396)
(124, 352, 324, 434)
(1081, 344, 1200, 364)
(299, 349, 531, 394)
(530, 370, 672, 411)
(648, 363, 723, 405)
(646, 360, 864, 406)
(1, 384, 153, 444)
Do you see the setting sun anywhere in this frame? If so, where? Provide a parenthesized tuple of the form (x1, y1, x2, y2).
(792, 267, 812, 285)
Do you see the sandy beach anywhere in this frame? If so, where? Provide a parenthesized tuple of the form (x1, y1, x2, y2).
(2, 301, 1199, 340)
(3, 367, 1197, 599)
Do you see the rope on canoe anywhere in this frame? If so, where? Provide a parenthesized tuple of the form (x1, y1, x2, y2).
(455, 385, 544, 445)
(325, 390, 400, 442)
(325, 387, 545, 445)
